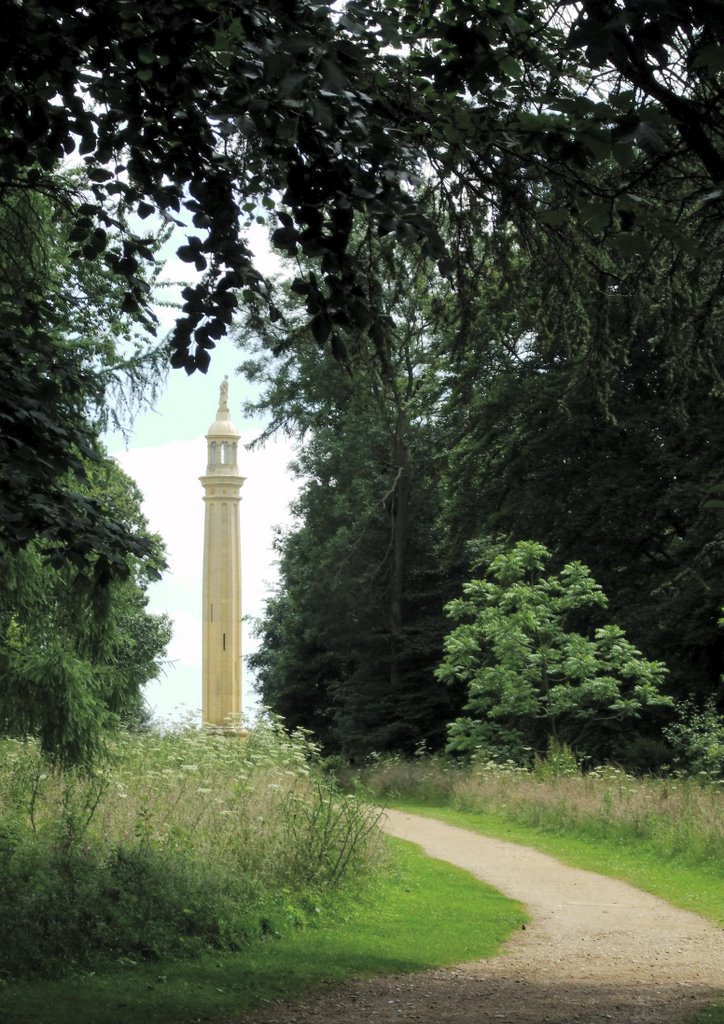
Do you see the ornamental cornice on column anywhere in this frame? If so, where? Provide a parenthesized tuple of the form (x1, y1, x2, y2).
(199, 477, 246, 496)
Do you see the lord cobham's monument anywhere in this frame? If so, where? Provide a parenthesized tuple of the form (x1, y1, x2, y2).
(200, 376, 245, 730)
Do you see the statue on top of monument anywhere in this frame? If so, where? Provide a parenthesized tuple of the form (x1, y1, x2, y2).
(219, 375, 229, 410)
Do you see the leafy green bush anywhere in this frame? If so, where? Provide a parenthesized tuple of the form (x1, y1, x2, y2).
(0, 718, 382, 980)
(436, 541, 671, 763)
(664, 699, 724, 779)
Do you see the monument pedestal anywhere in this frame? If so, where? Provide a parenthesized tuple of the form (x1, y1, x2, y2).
(204, 723, 249, 740)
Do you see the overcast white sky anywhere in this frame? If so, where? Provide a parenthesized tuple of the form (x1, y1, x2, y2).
(106, 231, 300, 725)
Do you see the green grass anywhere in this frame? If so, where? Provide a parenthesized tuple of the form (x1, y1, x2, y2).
(0, 836, 527, 1024)
(387, 798, 724, 926)
(696, 1005, 724, 1024)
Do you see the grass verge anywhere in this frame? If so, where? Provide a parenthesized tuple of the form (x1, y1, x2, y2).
(386, 799, 724, 926)
(697, 1006, 724, 1024)
(0, 836, 527, 1024)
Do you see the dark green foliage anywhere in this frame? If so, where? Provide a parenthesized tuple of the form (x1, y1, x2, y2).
(243, 250, 467, 757)
(439, 197, 724, 717)
(0, 186, 165, 580)
(245, 150, 724, 767)
(248, 419, 465, 758)
(0, 459, 171, 766)
(248, 190, 724, 767)
(3, 0, 721, 770)
(0, 178, 166, 763)
(450, 370, 724, 705)
(2, 0, 722, 378)
(0, 838, 277, 977)
(664, 699, 724, 778)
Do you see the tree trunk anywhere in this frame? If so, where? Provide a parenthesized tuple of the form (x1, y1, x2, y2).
(387, 409, 412, 694)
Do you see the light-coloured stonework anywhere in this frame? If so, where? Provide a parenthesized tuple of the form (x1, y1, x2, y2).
(200, 376, 245, 728)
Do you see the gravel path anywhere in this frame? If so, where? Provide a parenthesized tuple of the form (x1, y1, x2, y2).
(239, 809, 724, 1024)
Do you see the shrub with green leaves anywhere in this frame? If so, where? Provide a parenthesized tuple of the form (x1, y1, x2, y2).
(664, 699, 724, 779)
(436, 541, 671, 763)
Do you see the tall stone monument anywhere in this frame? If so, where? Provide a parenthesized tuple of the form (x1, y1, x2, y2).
(200, 376, 245, 728)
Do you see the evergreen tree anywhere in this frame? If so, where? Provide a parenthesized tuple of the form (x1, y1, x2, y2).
(0, 456, 171, 766)
(242, 245, 467, 755)
(0, 184, 164, 579)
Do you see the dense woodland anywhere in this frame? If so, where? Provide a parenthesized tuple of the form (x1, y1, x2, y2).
(243, 202, 724, 768)
(1, 0, 723, 771)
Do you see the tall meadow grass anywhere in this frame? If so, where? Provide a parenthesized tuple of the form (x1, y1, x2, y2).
(357, 752, 724, 875)
(0, 719, 382, 980)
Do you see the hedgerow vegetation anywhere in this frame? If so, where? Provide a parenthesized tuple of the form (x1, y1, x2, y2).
(0, 719, 381, 981)
(356, 749, 724, 882)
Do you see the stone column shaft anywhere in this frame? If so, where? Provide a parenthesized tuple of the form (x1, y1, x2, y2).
(200, 378, 245, 727)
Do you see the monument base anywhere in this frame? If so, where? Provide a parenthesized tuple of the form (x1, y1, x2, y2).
(203, 722, 249, 740)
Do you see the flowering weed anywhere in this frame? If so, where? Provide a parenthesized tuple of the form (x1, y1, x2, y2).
(0, 717, 381, 979)
(358, 753, 723, 874)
